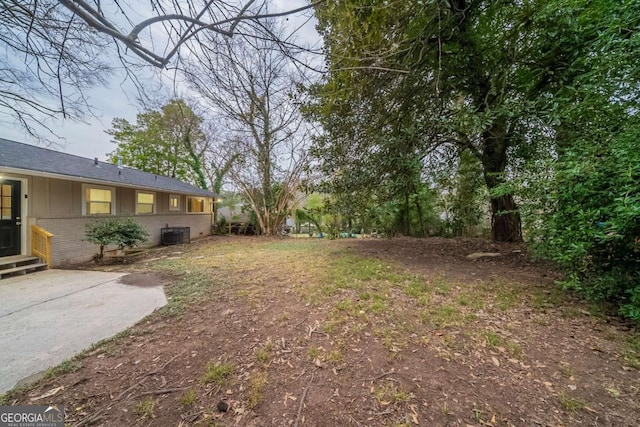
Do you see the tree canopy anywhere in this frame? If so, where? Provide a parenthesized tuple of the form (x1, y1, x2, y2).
(107, 99, 209, 189)
(307, 0, 639, 242)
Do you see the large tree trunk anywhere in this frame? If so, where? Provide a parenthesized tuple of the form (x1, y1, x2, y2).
(481, 121, 523, 242)
(489, 193, 522, 242)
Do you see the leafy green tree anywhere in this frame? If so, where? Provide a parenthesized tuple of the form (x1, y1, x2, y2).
(107, 99, 209, 189)
(308, 121, 438, 237)
(309, 0, 631, 242)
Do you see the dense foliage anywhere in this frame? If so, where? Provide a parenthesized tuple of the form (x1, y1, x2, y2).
(540, 125, 640, 319)
(521, 1, 640, 320)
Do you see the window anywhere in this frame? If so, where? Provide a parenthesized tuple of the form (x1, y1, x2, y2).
(1, 184, 11, 220)
(187, 197, 207, 213)
(169, 194, 180, 211)
(136, 191, 156, 214)
(83, 185, 115, 215)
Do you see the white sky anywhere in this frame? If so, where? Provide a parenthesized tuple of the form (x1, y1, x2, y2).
(2, 0, 321, 161)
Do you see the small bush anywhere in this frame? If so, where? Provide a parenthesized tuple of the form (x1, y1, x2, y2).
(85, 217, 149, 259)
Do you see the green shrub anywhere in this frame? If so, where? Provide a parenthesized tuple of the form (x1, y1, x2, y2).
(85, 217, 149, 259)
(537, 123, 640, 320)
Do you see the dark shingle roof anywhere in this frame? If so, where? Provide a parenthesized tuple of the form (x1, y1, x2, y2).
(0, 138, 215, 197)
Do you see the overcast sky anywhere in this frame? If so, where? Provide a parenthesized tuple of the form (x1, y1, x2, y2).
(3, 0, 320, 161)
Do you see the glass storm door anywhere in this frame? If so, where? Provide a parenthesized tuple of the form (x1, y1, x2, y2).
(0, 180, 21, 257)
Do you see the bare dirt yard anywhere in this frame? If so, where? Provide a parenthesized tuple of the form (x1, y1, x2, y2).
(3, 236, 639, 426)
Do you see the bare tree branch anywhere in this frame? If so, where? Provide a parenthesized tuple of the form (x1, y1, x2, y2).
(1, 0, 322, 140)
(187, 18, 310, 235)
(59, 0, 324, 67)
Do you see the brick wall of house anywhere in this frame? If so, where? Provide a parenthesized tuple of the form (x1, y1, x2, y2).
(36, 214, 212, 266)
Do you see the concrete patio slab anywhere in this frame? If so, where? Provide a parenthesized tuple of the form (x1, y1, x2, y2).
(0, 269, 167, 393)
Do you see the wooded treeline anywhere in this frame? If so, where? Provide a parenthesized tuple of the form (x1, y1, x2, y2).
(305, 0, 640, 319)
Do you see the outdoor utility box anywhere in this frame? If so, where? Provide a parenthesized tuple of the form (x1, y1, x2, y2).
(161, 227, 191, 245)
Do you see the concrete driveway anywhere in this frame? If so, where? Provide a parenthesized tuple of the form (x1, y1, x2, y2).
(0, 269, 167, 393)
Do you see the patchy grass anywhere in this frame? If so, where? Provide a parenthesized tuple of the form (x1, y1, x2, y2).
(606, 386, 621, 398)
(404, 277, 431, 303)
(505, 339, 524, 359)
(322, 319, 343, 336)
(559, 392, 586, 412)
(457, 294, 471, 307)
(180, 388, 196, 407)
(622, 336, 640, 369)
(558, 362, 575, 379)
(157, 268, 215, 317)
(422, 305, 474, 329)
(277, 312, 290, 323)
(4, 237, 640, 426)
(80, 327, 137, 357)
(44, 359, 82, 379)
(441, 401, 451, 416)
(326, 349, 344, 364)
(531, 286, 569, 310)
(307, 346, 320, 360)
(495, 288, 519, 311)
(373, 382, 411, 405)
(0, 389, 20, 406)
(435, 282, 451, 296)
(201, 361, 234, 386)
(255, 341, 273, 366)
(135, 397, 157, 419)
(295, 249, 429, 316)
(484, 330, 502, 348)
(248, 370, 269, 409)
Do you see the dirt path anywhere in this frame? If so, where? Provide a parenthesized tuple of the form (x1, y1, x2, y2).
(3, 236, 639, 426)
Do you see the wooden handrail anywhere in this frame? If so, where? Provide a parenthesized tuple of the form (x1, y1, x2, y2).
(31, 225, 54, 268)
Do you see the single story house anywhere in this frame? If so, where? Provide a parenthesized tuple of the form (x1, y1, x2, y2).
(0, 138, 217, 266)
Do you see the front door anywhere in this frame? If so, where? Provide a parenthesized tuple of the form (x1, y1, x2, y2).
(0, 179, 21, 257)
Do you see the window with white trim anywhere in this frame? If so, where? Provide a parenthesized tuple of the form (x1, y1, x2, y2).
(187, 197, 207, 213)
(136, 191, 156, 214)
(83, 185, 115, 215)
(169, 194, 180, 211)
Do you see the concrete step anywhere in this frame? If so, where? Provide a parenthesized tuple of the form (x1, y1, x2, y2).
(0, 262, 48, 279)
(0, 256, 42, 269)
(0, 256, 47, 279)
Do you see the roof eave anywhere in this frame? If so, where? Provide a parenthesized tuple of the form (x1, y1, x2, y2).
(0, 166, 216, 197)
